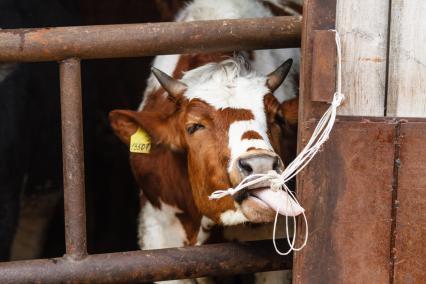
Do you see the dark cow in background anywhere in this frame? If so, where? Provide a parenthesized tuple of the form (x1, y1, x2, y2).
(0, 0, 188, 261)
(0, 0, 80, 260)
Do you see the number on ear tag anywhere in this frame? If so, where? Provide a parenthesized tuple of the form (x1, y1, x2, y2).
(130, 128, 151, 154)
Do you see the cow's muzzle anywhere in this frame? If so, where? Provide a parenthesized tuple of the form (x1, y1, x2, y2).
(232, 151, 284, 203)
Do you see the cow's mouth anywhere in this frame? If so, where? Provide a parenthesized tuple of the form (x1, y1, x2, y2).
(234, 184, 305, 223)
(245, 187, 271, 207)
(237, 188, 276, 223)
(246, 189, 274, 210)
(232, 186, 269, 203)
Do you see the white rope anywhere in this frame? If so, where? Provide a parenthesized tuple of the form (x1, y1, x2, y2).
(209, 31, 344, 255)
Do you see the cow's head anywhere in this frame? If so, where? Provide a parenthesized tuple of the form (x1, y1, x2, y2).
(110, 58, 298, 225)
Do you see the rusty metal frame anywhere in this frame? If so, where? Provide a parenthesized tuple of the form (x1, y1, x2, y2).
(0, 16, 302, 283)
(0, 16, 301, 62)
(0, 239, 293, 283)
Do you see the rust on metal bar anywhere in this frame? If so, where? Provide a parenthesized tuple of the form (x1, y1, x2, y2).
(59, 58, 87, 260)
(0, 16, 301, 62)
(393, 122, 426, 283)
(297, 0, 336, 124)
(295, 120, 395, 283)
(294, 0, 337, 281)
(311, 30, 336, 103)
(0, 239, 292, 283)
(389, 121, 402, 283)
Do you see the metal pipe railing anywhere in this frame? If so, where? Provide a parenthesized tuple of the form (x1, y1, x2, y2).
(59, 58, 87, 260)
(0, 16, 301, 62)
(0, 15, 301, 283)
(0, 239, 292, 283)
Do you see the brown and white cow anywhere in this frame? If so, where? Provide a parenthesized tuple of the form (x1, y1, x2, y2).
(110, 0, 300, 283)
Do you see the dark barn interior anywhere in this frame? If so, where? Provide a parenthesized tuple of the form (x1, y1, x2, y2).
(0, 0, 187, 261)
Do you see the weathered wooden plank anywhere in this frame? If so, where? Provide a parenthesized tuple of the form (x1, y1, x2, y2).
(393, 122, 426, 283)
(335, 0, 390, 116)
(294, 120, 395, 283)
(387, 1, 426, 117)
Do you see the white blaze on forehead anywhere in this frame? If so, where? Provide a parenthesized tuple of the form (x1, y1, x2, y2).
(228, 120, 273, 171)
(181, 59, 274, 171)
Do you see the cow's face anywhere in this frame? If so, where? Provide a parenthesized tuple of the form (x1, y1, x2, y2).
(110, 59, 298, 225)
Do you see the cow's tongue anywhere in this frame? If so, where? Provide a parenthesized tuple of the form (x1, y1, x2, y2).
(252, 188, 304, 217)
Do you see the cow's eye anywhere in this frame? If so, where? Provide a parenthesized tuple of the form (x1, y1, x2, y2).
(186, 123, 205, 135)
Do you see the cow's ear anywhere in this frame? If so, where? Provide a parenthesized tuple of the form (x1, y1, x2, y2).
(109, 110, 140, 145)
(109, 109, 184, 149)
(278, 97, 299, 128)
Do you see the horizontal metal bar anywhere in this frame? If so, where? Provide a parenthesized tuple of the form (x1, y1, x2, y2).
(0, 16, 301, 62)
(0, 239, 292, 283)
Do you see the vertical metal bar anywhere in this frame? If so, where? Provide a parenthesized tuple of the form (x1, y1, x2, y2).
(59, 58, 87, 260)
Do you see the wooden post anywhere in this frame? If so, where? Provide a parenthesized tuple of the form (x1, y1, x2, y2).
(387, 0, 426, 117)
(335, 0, 390, 116)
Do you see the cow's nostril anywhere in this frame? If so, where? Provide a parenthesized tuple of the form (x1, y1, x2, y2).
(238, 159, 253, 175)
(236, 154, 283, 179)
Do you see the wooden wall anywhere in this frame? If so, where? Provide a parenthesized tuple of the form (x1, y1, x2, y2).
(336, 0, 426, 117)
(294, 0, 426, 283)
(387, 0, 426, 117)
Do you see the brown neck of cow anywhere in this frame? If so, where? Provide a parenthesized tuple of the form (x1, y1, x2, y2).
(130, 148, 202, 245)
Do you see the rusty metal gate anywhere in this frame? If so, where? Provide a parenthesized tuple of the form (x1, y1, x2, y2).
(1, 0, 425, 283)
(0, 16, 301, 283)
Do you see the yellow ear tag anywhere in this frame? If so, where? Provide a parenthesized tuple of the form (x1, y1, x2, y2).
(130, 128, 152, 154)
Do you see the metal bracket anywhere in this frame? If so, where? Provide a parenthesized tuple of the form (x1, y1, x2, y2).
(311, 30, 336, 103)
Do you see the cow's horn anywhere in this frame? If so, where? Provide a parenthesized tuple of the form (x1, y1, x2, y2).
(266, 59, 293, 92)
(151, 67, 187, 97)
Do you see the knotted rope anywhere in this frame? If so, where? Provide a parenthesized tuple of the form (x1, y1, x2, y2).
(209, 31, 344, 255)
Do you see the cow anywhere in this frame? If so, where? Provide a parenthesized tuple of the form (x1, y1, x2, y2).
(109, 0, 301, 283)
